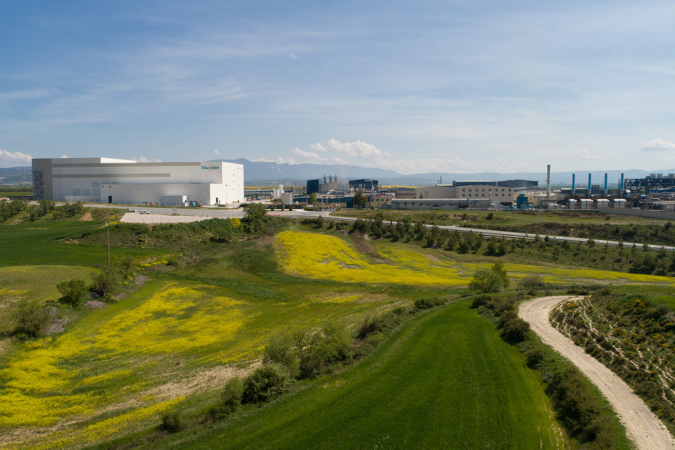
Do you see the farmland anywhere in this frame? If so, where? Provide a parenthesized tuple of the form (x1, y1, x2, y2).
(3, 208, 673, 449)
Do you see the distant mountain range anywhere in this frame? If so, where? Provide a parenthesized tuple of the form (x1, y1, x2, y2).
(220, 159, 674, 187)
(5, 161, 675, 187)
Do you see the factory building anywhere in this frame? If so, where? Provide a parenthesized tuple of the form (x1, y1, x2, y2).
(414, 180, 536, 205)
(32, 157, 244, 206)
(349, 179, 378, 191)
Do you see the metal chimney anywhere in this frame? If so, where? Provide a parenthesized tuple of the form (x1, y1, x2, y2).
(588, 174, 592, 196)
(604, 173, 608, 195)
(572, 174, 576, 196)
(546, 165, 551, 199)
(620, 173, 624, 190)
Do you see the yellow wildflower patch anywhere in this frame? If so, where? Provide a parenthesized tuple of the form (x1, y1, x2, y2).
(275, 231, 468, 286)
(0, 284, 244, 429)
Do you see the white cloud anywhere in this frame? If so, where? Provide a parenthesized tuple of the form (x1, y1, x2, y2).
(309, 143, 328, 153)
(640, 138, 675, 152)
(0, 149, 32, 167)
(0, 89, 49, 102)
(580, 150, 602, 161)
(291, 147, 321, 161)
(60, 154, 68, 158)
(213, 150, 221, 156)
(318, 139, 391, 158)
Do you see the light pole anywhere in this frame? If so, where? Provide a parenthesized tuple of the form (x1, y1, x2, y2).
(105, 221, 110, 267)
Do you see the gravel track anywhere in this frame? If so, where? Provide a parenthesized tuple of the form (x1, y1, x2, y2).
(519, 295, 675, 450)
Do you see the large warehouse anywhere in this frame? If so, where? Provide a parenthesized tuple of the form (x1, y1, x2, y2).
(32, 157, 244, 206)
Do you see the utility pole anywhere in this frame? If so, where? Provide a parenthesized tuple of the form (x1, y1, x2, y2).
(105, 221, 110, 267)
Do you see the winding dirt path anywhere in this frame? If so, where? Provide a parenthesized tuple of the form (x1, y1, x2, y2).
(519, 296, 675, 450)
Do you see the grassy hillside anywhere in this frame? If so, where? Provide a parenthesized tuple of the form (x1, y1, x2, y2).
(109, 301, 569, 450)
(1, 220, 657, 449)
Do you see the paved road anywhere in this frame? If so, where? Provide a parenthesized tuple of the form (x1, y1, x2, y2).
(37, 201, 674, 251)
(519, 296, 675, 450)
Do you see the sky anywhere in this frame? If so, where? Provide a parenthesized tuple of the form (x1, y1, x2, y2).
(1, 0, 675, 174)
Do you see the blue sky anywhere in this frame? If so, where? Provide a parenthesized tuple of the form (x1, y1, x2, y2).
(1, 0, 675, 173)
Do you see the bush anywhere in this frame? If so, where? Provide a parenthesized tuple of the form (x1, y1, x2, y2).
(13, 300, 52, 337)
(262, 336, 298, 377)
(56, 279, 88, 306)
(502, 317, 530, 342)
(414, 298, 446, 310)
(357, 313, 401, 340)
(91, 266, 120, 296)
(518, 275, 545, 289)
(160, 412, 185, 433)
(471, 294, 492, 309)
(209, 377, 244, 420)
(469, 269, 503, 293)
(242, 365, 290, 404)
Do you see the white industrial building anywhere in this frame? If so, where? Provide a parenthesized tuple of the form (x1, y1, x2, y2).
(32, 157, 244, 206)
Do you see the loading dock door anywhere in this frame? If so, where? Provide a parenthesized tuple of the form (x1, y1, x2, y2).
(108, 196, 112, 204)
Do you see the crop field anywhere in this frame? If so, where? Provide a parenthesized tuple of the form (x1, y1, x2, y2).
(156, 300, 570, 450)
(276, 230, 675, 287)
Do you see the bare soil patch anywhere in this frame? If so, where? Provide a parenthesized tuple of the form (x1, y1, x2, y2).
(79, 211, 93, 221)
(85, 300, 106, 309)
(47, 319, 69, 334)
(352, 236, 376, 253)
(134, 275, 151, 285)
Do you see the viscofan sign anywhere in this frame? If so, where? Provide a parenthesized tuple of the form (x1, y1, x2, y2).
(201, 164, 220, 171)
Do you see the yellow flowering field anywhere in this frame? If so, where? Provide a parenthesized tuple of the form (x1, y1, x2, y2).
(276, 231, 674, 287)
(275, 230, 469, 286)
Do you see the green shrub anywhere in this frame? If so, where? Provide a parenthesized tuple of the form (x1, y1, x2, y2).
(13, 300, 52, 337)
(357, 313, 402, 340)
(56, 279, 88, 306)
(166, 259, 179, 267)
(413, 298, 446, 310)
(471, 294, 492, 309)
(242, 365, 290, 404)
(262, 336, 298, 377)
(469, 269, 503, 293)
(502, 318, 530, 342)
(159, 412, 185, 433)
(518, 275, 545, 289)
(209, 377, 244, 420)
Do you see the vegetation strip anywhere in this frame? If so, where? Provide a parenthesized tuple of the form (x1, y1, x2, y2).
(519, 296, 675, 450)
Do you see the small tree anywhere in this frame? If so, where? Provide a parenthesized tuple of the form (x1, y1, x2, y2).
(316, 215, 324, 228)
(498, 238, 508, 256)
(469, 269, 503, 293)
(491, 259, 509, 288)
(263, 336, 299, 377)
(13, 300, 52, 337)
(352, 190, 367, 209)
(91, 266, 119, 296)
(309, 193, 317, 206)
(56, 279, 88, 306)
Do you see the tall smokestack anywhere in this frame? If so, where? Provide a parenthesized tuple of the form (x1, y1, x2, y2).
(323, 174, 327, 184)
(588, 173, 592, 196)
(620, 173, 624, 190)
(572, 174, 576, 196)
(546, 165, 551, 199)
(604, 173, 608, 195)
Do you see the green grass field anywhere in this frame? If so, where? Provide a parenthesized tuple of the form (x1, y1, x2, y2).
(143, 301, 566, 450)
(0, 221, 169, 266)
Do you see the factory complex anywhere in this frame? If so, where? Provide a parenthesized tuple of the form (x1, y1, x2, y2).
(32, 157, 244, 206)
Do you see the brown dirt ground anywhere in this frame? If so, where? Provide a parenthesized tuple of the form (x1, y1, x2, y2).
(79, 211, 93, 221)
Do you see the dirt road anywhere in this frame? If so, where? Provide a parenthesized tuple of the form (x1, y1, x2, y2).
(519, 296, 675, 450)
